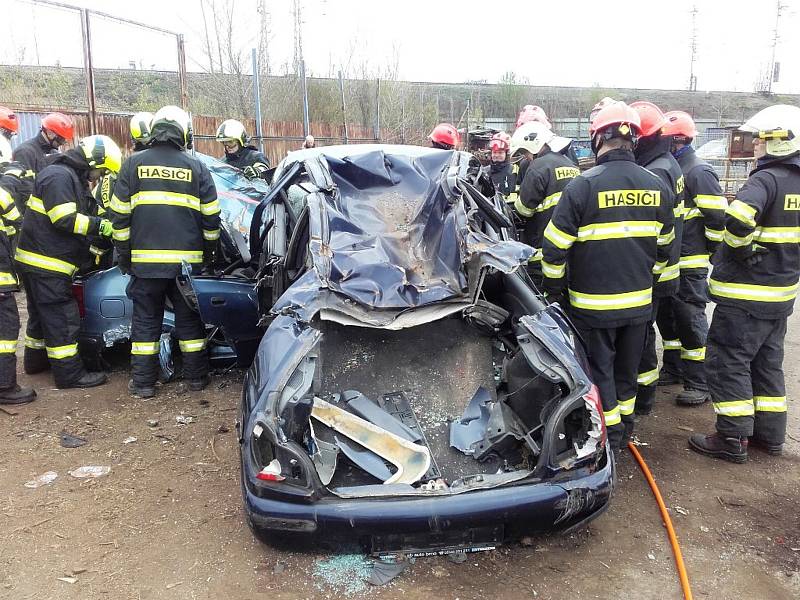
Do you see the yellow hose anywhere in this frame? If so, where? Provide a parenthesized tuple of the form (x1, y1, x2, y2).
(627, 442, 694, 600)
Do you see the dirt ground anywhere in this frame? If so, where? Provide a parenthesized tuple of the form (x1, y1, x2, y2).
(1, 297, 799, 600)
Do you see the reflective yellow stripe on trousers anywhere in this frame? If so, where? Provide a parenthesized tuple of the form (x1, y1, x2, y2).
(0, 339, 17, 353)
(754, 396, 787, 412)
(46, 344, 78, 360)
(131, 341, 159, 355)
(603, 406, 621, 426)
(179, 339, 207, 353)
(713, 399, 754, 417)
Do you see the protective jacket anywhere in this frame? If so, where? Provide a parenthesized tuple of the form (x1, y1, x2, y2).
(541, 148, 674, 328)
(489, 160, 516, 197)
(0, 180, 22, 292)
(636, 136, 684, 296)
(674, 146, 727, 273)
(14, 151, 104, 279)
(515, 150, 579, 261)
(222, 145, 270, 176)
(709, 154, 800, 319)
(110, 142, 220, 279)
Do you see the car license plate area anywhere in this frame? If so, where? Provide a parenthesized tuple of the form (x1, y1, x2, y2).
(370, 525, 503, 560)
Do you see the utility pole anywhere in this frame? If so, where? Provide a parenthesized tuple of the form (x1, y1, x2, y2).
(79, 9, 97, 133)
(766, 0, 785, 94)
(292, 0, 303, 76)
(688, 3, 698, 91)
(252, 48, 264, 153)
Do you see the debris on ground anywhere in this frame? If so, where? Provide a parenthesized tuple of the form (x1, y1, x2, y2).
(647, 553, 656, 561)
(60, 432, 87, 448)
(24, 471, 58, 488)
(57, 576, 77, 584)
(448, 551, 468, 564)
(312, 554, 373, 595)
(176, 415, 194, 425)
(146, 419, 159, 427)
(69, 466, 111, 479)
(368, 558, 409, 586)
(273, 561, 286, 575)
(122, 436, 138, 444)
(674, 506, 689, 516)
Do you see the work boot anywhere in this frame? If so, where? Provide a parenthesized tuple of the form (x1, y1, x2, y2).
(60, 372, 108, 389)
(187, 374, 211, 392)
(0, 385, 37, 405)
(128, 379, 156, 399)
(657, 370, 682, 386)
(688, 432, 748, 463)
(675, 388, 711, 406)
(24, 354, 50, 375)
(748, 437, 783, 456)
(634, 386, 656, 416)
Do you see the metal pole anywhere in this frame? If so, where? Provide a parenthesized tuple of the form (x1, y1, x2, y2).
(374, 78, 381, 141)
(300, 59, 310, 137)
(80, 9, 97, 134)
(252, 48, 264, 153)
(338, 70, 348, 144)
(177, 34, 189, 110)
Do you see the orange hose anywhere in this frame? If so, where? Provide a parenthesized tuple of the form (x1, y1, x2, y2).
(627, 442, 694, 600)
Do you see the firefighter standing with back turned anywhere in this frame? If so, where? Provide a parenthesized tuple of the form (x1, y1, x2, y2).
(541, 102, 674, 450)
(630, 101, 684, 416)
(658, 111, 727, 405)
(689, 104, 800, 462)
(15, 135, 120, 389)
(111, 105, 220, 399)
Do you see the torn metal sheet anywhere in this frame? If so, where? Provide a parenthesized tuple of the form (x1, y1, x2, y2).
(311, 397, 430, 485)
(449, 387, 493, 454)
(335, 435, 393, 482)
(309, 421, 338, 486)
(344, 390, 421, 442)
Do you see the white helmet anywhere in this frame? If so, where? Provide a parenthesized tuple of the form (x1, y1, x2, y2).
(216, 119, 249, 147)
(511, 122, 571, 157)
(740, 104, 800, 158)
(151, 105, 193, 149)
(0, 137, 12, 165)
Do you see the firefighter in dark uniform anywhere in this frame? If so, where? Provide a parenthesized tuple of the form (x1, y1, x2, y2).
(216, 119, 270, 179)
(0, 138, 35, 404)
(541, 102, 674, 450)
(488, 133, 516, 198)
(14, 135, 120, 389)
(689, 105, 800, 462)
(111, 105, 220, 398)
(630, 101, 684, 416)
(657, 111, 727, 405)
(514, 125, 578, 286)
(13, 112, 75, 211)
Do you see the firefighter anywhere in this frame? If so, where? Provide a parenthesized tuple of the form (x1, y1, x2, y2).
(302, 135, 316, 149)
(429, 123, 460, 150)
(0, 138, 35, 405)
(111, 105, 220, 399)
(216, 119, 270, 179)
(514, 124, 578, 287)
(515, 105, 551, 130)
(689, 104, 800, 462)
(541, 102, 674, 450)
(658, 111, 727, 405)
(14, 134, 120, 389)
(0, 106, 18, 142)
(13, 112, 74, 178)
(130, 112, 154, 152)
(630, 101, 684, 416)
(488, 133, 516, 198)
(510, 122, 547, 201)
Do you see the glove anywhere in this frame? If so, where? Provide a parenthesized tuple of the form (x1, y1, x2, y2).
(118, 254, 131, 275)
(744, 243, 769, 267)
(242, 165, 258, 179)
(99, 219, 113, 237)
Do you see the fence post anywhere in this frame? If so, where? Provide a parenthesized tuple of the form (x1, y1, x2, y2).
(339, 70, 348, 144)
(80, 9, 97, 134)
(374, 78, 381, 141)
(300, 59, 310, 137)
(177, 34, 189, 110)
(252, 48, 265, 153)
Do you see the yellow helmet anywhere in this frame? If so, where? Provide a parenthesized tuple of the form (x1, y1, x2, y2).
(130, 111, 154, 143)
(79, 135, 122, 174)
(151, 105, 193, 149)
(216, 119, 248, 147)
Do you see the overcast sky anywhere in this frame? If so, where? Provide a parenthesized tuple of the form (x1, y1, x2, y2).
(3, 0, 800, 94)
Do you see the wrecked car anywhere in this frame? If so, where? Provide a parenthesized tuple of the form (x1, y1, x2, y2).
(239, 144, 614, 556)
(75, 154, 266, 373)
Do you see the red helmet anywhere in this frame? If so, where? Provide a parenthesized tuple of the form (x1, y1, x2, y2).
(589, 97, 617, 121)
(490, 132, 511, 152)
(429, 123, 460, 149)
(589, 102, 642, 138)
(0, 107, 18, 136)
(515, 105, 551, 129)
(630, 101, 668, 137)
(41, 112, 75, 141)
(662, 110, 698, 139)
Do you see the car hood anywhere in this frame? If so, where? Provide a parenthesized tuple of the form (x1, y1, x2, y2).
(272, 148, 532, 326)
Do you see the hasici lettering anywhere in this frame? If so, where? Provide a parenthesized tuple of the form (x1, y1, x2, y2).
(598, 190, 661, 208)
(137, 166, 193, 182)
(784, 194, 800, 211)
(676, 175, 685, 195)
(554, 166, 580, 181)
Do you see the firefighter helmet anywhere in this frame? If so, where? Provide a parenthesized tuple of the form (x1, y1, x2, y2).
(216, 119, 249, 147)
(429, 123, 460, 149)
(630, 101, 668, 137)
(515, 105, 551, 129)
(0, 107, 18, 138)
(0, 137, 12, 164)
(151, 105, 193, 149)
(589, 97, 617, 122)
(41, 112, 74, 141)
(130, 111, 154, 143)
(489, 132, 511, 152)
(589, 102, 642, 139)
(739, 104, 800, 158)
(79, 135, 122, 174)
(663, 111, 698, 140)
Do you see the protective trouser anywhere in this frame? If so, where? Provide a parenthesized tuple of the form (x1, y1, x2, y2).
(655, 299, 682, 378)
(128, 277, 208, 387)
(636, 298, 661, 414)
(22, 272, 84, 387)
(0, 292, 20, 389)
(669, 274, 709, 391)
(577, 322, 648, 449)
(706, 305, 787, 444)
